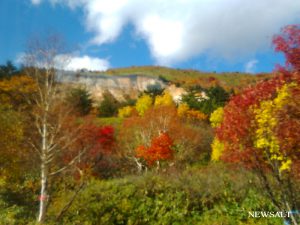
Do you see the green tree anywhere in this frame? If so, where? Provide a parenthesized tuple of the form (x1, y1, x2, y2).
(207, 85, 230, 107)
(181, 85, 229, 115)
(0, 61, 18, 79)
(98, 91, 120, 117)
(66, 87, 93, 116)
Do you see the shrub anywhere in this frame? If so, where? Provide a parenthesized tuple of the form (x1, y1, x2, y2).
(48, 164, 283, 225)
(98, 91, 121, 117)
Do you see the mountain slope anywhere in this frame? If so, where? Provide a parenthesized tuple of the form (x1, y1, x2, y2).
(104, 66, 272, 91)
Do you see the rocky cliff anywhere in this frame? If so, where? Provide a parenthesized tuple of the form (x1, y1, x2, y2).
(58, 70, 166, 100)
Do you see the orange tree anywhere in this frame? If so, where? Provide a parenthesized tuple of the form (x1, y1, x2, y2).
(119, 105, 206, 172)
(210, 25, 300, 225)
(136, 132, 174, 168)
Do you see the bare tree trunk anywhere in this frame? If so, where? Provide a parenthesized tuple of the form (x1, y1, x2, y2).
(38, 117, 49, 223)
(38, 161, 48, 223)
(156, 160, 160, 171)
(134, 157, 143, 173)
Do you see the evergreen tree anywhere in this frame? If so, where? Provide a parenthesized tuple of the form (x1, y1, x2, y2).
(67, 87, 93, 116)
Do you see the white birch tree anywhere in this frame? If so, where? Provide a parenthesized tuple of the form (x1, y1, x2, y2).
(23, 35, 88, 223)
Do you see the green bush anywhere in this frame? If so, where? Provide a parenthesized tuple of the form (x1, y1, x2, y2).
(98, 91, 121, 117)
(48, 164, 283, 225)
(0, 177, 37, 225)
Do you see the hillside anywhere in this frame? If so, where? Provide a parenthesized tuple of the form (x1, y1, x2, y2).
(59, 66, 273, 101)
(104, 66, 273, 91)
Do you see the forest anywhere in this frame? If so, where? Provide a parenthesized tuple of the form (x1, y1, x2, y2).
(0, 25, 299, 225)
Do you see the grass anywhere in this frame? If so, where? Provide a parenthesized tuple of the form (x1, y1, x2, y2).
(94, 117, 123, 126)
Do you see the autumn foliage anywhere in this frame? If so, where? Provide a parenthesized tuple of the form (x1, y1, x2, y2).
(273, 24, 300, 73)
(119, 105, 207, 170)
(3, 25, 300, 225)
(62, 120, 115, 177)
(79, 124, 114, 157)
(208, 26, 300, 220)
(211, 25, 300, 172)
(136, 132, 174, 166)
(0, 75, 37, 110)
(213, 75, 290, 165)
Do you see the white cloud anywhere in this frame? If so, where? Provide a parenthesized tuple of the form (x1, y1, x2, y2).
(32, 0, 300, 65)
(64, 55, 110, 71)
(245, 59, 258, 73)
(16, 52, 110, 71)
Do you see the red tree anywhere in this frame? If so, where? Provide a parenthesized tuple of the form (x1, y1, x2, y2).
(211, 25, 300, 224)
(216, 24, 300, 167)
(273, 24, 300, 73)
(136, 132, 174, 166)
(63, 122, 115, 178)
(216, 75, 288, 167)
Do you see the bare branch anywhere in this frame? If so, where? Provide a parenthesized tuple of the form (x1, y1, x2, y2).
(49, 149, 87, 176)
(27, 140, 42, 158)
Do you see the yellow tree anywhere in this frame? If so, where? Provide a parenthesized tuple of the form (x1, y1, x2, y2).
(154, 91, 174, 107)
(118, 105, 134, 118)
(210, 80, 300, 225)
(0, 75, 37, 110)
(135, 93, 152, 116)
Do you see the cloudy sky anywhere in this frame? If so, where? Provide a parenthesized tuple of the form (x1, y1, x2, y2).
(0, 0, 300, 73)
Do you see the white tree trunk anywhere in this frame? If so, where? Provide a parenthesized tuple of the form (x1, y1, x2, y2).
(38, 161, 48, 223)
(134, 157, 143, 173)
(38, 120, 48, 223)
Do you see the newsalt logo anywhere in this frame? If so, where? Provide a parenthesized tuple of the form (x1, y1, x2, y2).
(248, 211, 296, 218)
(248, 211, 290, 218)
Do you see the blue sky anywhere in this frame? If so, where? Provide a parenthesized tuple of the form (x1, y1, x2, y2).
(0, 0, 299, 73)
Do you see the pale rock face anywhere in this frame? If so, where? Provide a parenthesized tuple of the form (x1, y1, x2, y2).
(57, 71, 166, 101)
(166, 84, 187, 103)
(195, 91, 209, 101)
